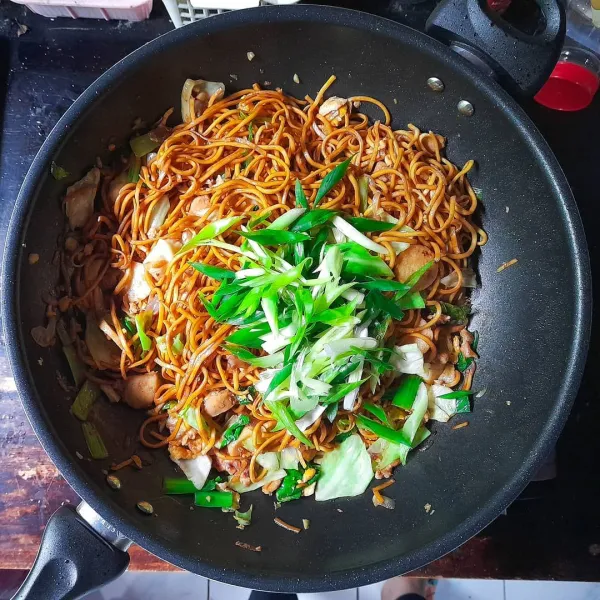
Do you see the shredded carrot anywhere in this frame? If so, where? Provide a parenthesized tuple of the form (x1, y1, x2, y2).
(452, 421, 469, 430)
(497, 258, 518, 272)
(110, 458, 133, 471)
(131, 455, 143, 469)
(274, 517, 301, 533)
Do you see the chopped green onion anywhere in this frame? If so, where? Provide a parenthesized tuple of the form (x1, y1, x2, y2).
(456, 397, 472, 413)
(219, 415, 250, 448)
(290, 209, 337, 233)
(135, 313, 152, 352)
(190, 262, 236, 281)
(362, 402, 391, 426)
(397, 292, 426, 310)
(172, 333, 184, 356)
(360, 279, 411, 293)
(266, 401, 314, 448)
(321, 379, 367, 406)
(355, 414, 411, 447)
(51, 162, 69, 180)
(400, 383, 428, 443)
(248, 210, 273, 229)
(122, 316, 137, 336)
(237, 229, 309, 245)
(438, 390, 476, 399)
(130, 127, 170, 158)
(194, 491, 238, 509)
(358, 175, 369, 212)
(163, 478, 198, 494)
(223, 345, 284, 368)
(128, 156, 142, 183)
(267, 208, 306, 231)
(179, 216, 243, 255)
(392, 374, 421, 410)
(71, 380, 101, 421)
(339, 243, 394, 278)
(404, 260, 434, 288)
(264, 363, 293, 400)
(234, 505, 253, 528)
(201, 476, 225, 492)
(314, 157, 352, 208)
(345, 217, 395, 232)
(365, 291, 405, 320)
(82, 422, 108, 459)
(248, 121, 254, 142)
(63, 344, 86, 387)
(226, 322, 271, 348)
(295, 179, 309, 208)
(276, 469, 303, 503)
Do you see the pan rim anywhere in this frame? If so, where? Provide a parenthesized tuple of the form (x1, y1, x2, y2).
(1, 5, 592, 592)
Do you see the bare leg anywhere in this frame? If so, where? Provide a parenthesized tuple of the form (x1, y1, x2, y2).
(382, 577, 436, 600)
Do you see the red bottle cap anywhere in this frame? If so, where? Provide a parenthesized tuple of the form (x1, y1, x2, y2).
(535, 61, 600, 112)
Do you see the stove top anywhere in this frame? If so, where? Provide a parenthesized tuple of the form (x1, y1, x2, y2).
(1, 0, 599, 581)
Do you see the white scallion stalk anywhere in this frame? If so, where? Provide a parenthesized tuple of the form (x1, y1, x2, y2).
(323, 337, 376, 360)
(296, 405, 327, 432)
(332, 216, 387, 254)
(236, 268, 265, 279)
(303, 378, 332, 396)
(148, 197, 170, 231)
(341, 288, 365, 304)
(267, 208, 306, 230)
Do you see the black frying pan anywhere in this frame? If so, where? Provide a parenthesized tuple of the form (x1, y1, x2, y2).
(2, 3, 592, 598)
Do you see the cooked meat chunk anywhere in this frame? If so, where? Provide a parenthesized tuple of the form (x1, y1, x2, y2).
(460, 328, 478, 359)
(203, 389, 235, 417)
(123, 372, 161, 409)
(395, 245, 438, 291)
(190, 195, 211, 217)
(65, 168, 100, 229)
(318, 97, 348, 126)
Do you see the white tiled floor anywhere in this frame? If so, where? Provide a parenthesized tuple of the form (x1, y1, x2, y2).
(82, 573, 600, 600)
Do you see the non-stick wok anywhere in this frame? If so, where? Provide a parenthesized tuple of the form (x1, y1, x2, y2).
(1, 2, 592, 598)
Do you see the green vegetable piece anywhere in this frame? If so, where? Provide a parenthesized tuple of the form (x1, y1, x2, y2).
(362, 402, 391, 426)
(276, 469, 303, 503)
(321, 379, 367, 406)
(334, 429, 355, 443)
(179, 216, 243, 254)
(62, 344, 85, 387)
(440, 302, 471, 324)
(135, 313, 152, 352)
(339, 243, 394, 278)
(51, 162, 69, 180)
(295, 179, 309, 208)
(266, 401, 313, 448)
(122, 316, 137, 336)
(248, 121, 254, 142)
(313, 157, 353, 208)
(201, 475, 225, 492)
(194, 490, 237, 509)
(355, 414, 411, 447)
(438, 390, 476, 399)
(71, 380, 101, 421)
(400, 383, 428, 443)
(128, 156, 142, 183)
(315, 434, 373, 501)
(237, 229, 310, 246)
(190, 262, 236, 281)
(290, 209, 337, 233)
(392, 374, 421, 410)
(130, 127, 170, 157)
(359, 279, 411, 293)
(396, 292, 426, 310)
(403, 260, 434, 289)
(234, 505, 253, 528)
(223, 345, 285, 368)
(219, 415, 251, 448)
(325, 402, 338, 423)
(455, 397, 472, 413)
(358, 175, 369, 212)
(172, 333, 184, 356)
(264, 363, 293, 400)
(82, 422, 108, 459)
(226, 322, 271, 348)
(248, 210, 273, 229)
(163, 478, 198, 494)
(345, 217, 395, 233)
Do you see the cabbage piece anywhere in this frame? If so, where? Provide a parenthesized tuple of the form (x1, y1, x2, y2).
(181, 79, 225, 123)
(315, 434, 373, 501)
(391, 343, 427, 378)
(428, 384, 457, 422)
(173, 455, 211, 490)
(85, 314, 119, 369)
(368, 426, 431, 471)
(65, 167, 100, 229)
(229, 448, 299, 493)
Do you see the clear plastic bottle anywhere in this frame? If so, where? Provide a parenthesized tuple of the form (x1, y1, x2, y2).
(567, 0, 600, 54)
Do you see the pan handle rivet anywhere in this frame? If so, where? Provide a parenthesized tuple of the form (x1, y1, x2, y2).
(458, 100, 474, 116)
(427, 77, 445, 92)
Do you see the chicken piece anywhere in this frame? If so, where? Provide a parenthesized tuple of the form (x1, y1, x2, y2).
(375, 459, 400, 480)
(65, 168, 100, 229)
(428, 362, 457, 386)
(169, 444, 194, 461)
(372, 160, 390, 183)
(203, 389, 235, 417)
(262, 479, 282, 495)
(318, 96, 349, 126)
(460, 328, 478, 359)
(107, 173, 127, 206)
(143, 239, 180, 279)
(181, 79, 225, 123)
(124, 262, 151, 303)
(190, 195, 211, 217)
(123, 372, 161, 409)
(226, 354, 245, 370)
(395, 245, 438, 291)
(31, 316, 57, 348)
(227, 425, 254, 457)
(401, 319, 434, 354)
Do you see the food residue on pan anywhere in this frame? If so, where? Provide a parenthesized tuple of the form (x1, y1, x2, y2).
(497, 258, 518, 273)
(235, 541, 262, 552)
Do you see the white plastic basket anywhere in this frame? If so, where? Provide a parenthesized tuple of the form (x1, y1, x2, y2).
(162, 0, 298, 28)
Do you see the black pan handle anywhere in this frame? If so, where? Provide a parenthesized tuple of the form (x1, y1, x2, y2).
(12, 504, 130, 600)
(425, 0, 566, 96)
